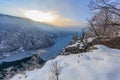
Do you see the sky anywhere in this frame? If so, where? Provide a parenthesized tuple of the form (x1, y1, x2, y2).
(0, 0, 91, 27)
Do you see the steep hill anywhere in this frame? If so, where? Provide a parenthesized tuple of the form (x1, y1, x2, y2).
(0, 14, 81, 63)
(0, 14, 55, 58)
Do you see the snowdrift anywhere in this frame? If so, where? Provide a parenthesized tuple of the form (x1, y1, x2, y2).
(10, 45, 120, 80)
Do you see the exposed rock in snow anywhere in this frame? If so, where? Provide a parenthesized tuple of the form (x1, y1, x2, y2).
(90, 36, 120, 49)
(62, 33, 90, 55)
(10, 45, 120, 80)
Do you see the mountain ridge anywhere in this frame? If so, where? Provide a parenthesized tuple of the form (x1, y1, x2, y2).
(0, 14, 56, 58)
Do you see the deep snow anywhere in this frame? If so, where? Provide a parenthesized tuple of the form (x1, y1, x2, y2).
(10, 45, 120, 80)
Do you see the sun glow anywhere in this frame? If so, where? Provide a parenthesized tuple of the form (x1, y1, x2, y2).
(25, 10, 55, 22)
(24, 10, 83, 27)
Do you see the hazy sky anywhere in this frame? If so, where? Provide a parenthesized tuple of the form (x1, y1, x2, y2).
(0, 0, 91, 27)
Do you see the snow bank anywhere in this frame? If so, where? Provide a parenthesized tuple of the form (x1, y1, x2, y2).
(10, 45, 120, 80)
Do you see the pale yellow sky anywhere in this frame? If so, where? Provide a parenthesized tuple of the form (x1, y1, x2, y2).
(24, 10, 85, 27)
(0, 0, 90, 27)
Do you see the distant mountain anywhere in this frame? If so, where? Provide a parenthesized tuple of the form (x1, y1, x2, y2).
(0, 14, 56, 56)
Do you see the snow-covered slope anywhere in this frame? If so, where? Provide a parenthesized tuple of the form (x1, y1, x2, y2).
(10, 45, 120, 80)
(0, 14, 56, 58)
(0, 14, 77, 63)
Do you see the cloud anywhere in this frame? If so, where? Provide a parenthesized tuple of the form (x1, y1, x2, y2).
(24, 10, 85, 27)
(0, 0, 88, 27)
(43, 11, 86, 27)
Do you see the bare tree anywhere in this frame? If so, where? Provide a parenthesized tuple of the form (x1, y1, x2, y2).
(89, 0, 120, 17)
(88, 0, 120, 37)
(49, 61, 61, 80)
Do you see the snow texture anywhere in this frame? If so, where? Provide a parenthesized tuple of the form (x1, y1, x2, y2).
(10, 45, 120, 80)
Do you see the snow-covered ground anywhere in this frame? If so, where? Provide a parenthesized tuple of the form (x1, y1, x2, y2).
(10, 45, 120, 80)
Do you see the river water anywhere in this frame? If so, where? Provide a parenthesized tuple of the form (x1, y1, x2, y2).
(0, 35, 73, 63)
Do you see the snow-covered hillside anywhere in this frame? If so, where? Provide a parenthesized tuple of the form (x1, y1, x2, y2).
(10, 45, 120, 80)
(0, 14, 59, 58)
(0, 35, 73, 63)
